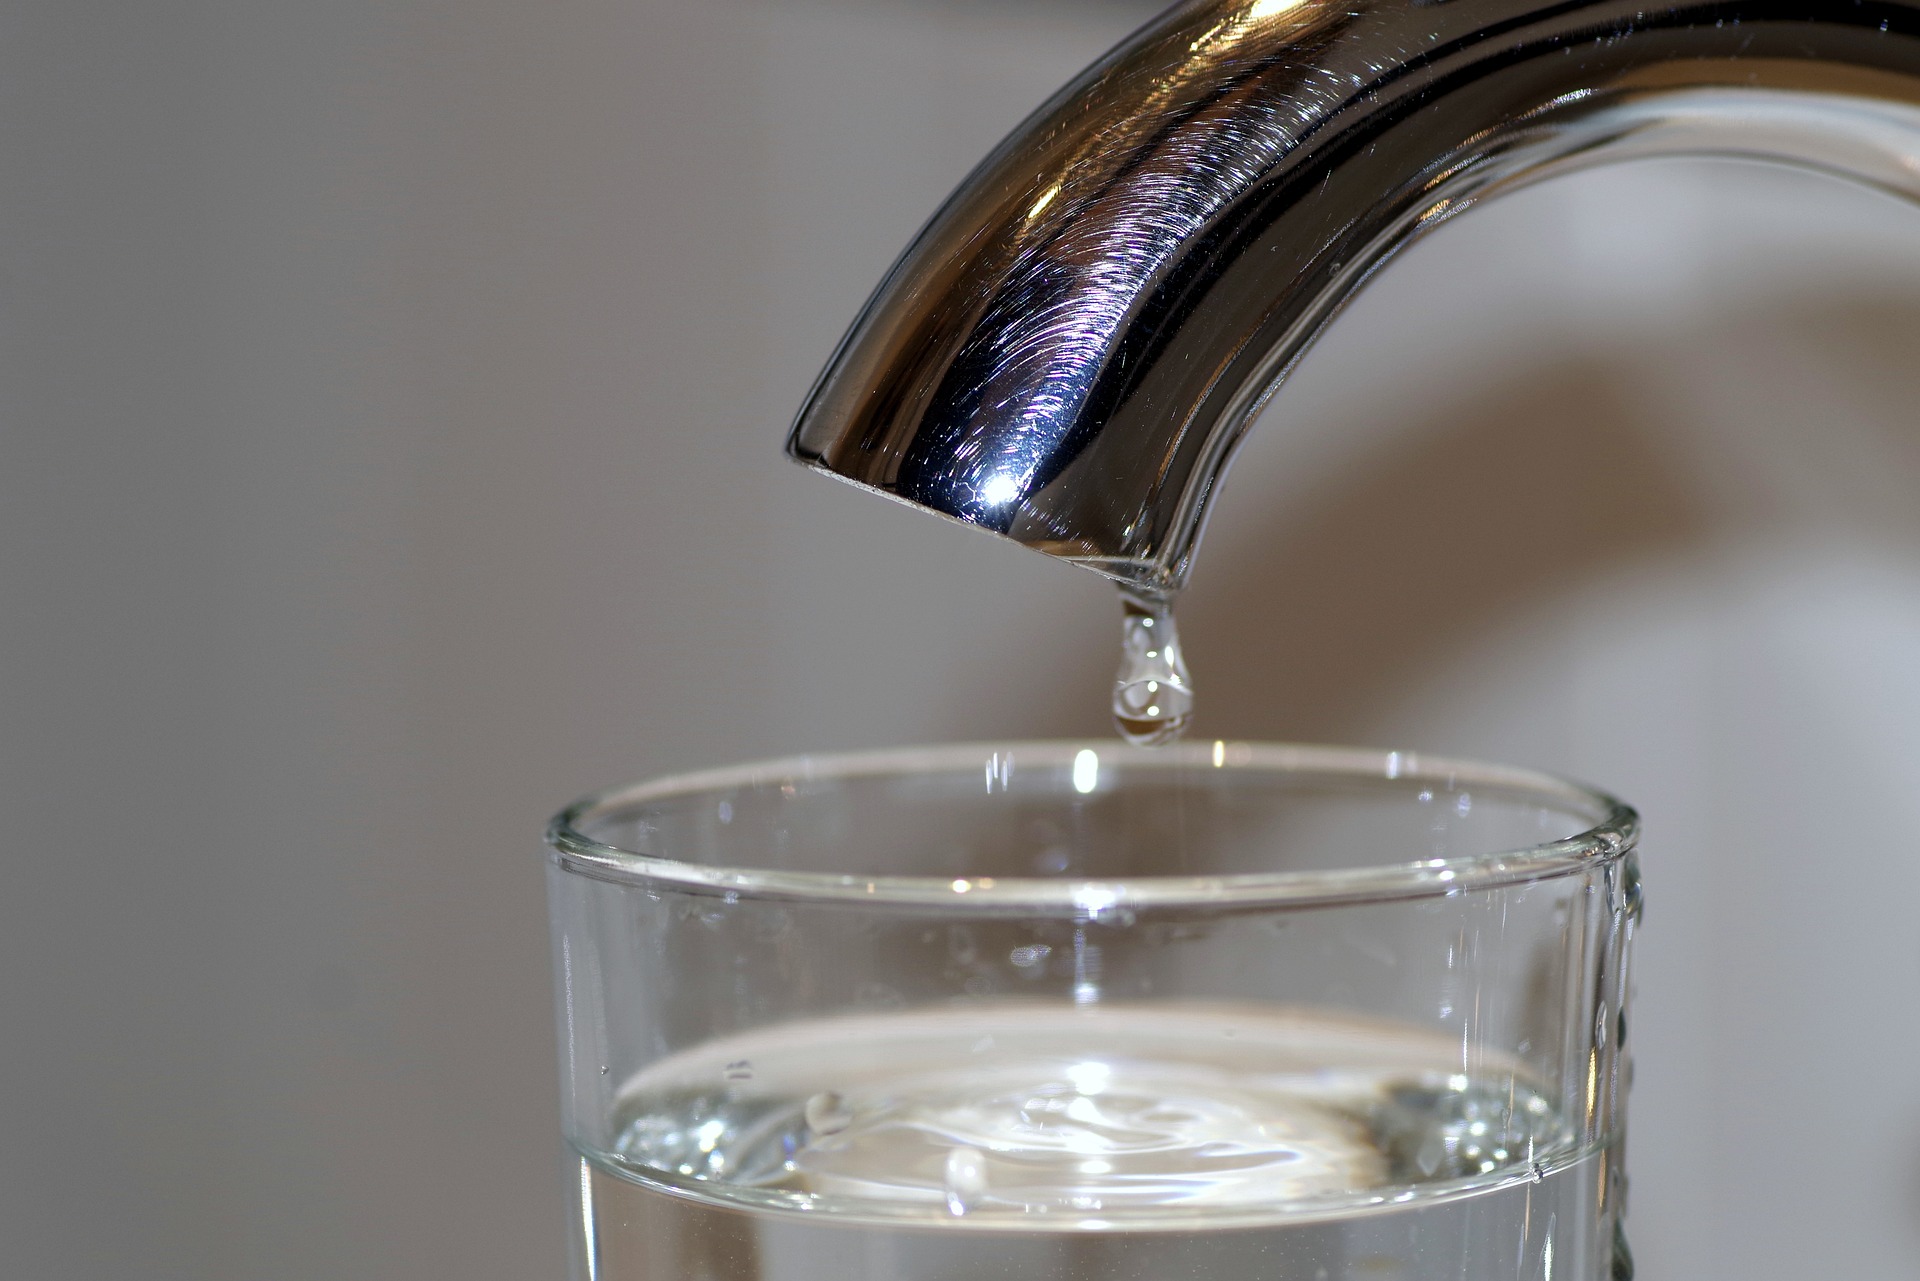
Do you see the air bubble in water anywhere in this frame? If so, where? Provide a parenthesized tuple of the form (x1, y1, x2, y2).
(804, 1091, 854, 1136)
(1009, 944, 1051, 968)
(1112, 589, 1193, 746)
(944, 1145, 988, 1215)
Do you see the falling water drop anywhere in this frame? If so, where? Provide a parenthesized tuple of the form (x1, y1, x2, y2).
(1112, 589, 1193, 746)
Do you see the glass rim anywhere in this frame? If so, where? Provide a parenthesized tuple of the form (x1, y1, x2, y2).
(546, 740, 1638, 912)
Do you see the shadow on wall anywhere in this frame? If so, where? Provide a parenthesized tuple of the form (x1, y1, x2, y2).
(1179, 358, 1706, 743)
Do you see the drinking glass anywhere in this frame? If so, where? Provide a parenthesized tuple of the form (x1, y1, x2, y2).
(545, 741, 1639, 1280)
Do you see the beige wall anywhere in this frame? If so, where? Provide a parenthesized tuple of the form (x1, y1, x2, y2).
(7, 0, 1920, 1275)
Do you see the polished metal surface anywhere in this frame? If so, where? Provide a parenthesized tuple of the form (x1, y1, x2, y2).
(787, 0, 1920, 594)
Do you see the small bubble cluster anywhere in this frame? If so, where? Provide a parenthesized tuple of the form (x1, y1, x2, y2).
(1373, 1080, 1560, 1182)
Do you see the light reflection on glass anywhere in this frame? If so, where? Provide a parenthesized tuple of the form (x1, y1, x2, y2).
(1072, 749, 1099, 794)
(1067, 1060, 1112, 1095)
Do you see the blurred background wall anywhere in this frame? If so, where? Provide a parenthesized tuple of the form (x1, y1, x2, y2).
(6, 0, 1920, 1276)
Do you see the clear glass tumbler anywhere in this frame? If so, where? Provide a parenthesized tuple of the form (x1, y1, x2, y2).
(545, 742, 1639, 1281)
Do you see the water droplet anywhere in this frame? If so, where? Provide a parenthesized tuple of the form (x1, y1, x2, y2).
(1112, 589, 1193, 746)
(1621, 853, 1644, 924)
(944, 1145, 988, 1215)
(804, 1091, 854, 1136)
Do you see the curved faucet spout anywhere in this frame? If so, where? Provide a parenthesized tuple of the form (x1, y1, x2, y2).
(786, 0, 1920, 594)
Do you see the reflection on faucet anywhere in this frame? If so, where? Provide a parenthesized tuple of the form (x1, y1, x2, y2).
(787, 0, 1920, 594)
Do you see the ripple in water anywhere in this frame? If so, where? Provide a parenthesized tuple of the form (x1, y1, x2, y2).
(603, 1004, 1571, 1223)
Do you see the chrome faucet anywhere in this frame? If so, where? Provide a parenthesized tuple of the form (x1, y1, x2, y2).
(787, 0, 1920, 597)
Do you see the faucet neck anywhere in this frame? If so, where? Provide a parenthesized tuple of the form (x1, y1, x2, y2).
(788, 0, 1920, 594)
